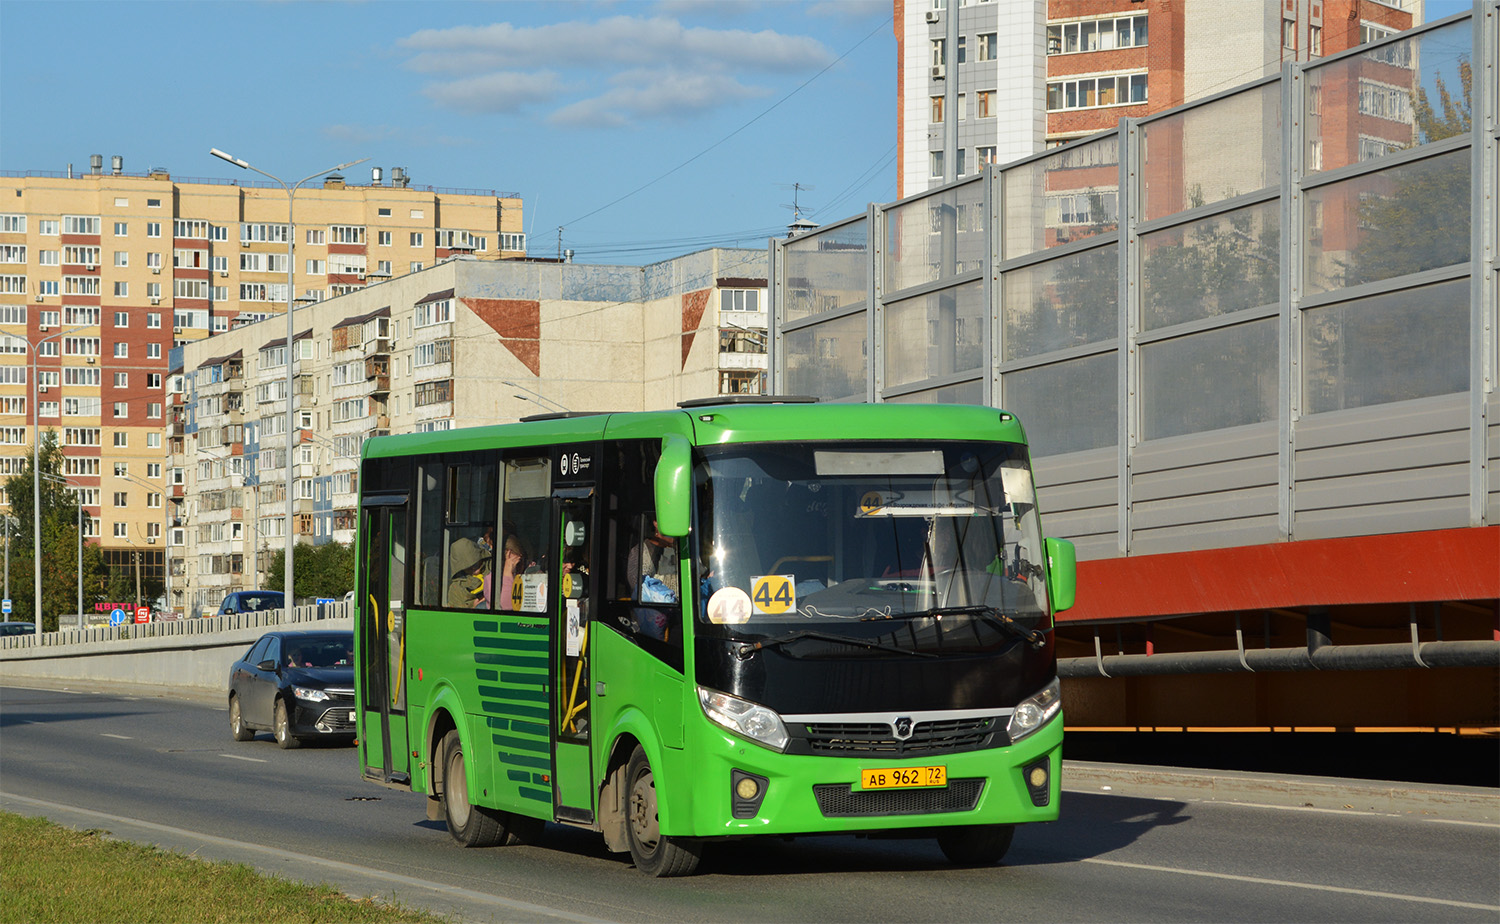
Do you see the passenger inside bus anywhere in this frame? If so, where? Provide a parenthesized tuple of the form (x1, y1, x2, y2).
(497, 534, 526, 610)
(627, 517, 677, 639)
(447, 537, 491, 609)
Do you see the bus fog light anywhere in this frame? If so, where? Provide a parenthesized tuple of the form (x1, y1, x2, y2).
(1006, 678, 1061, 743)
(730, 769, 768, 818)
(1022, 758, 1051, 807)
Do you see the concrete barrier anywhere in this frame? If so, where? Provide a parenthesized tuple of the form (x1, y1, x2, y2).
(0, 604, 351, 696)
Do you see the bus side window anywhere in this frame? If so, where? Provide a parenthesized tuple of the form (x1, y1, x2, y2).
(602, 440, 683, 666)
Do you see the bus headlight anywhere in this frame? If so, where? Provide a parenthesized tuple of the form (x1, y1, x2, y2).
(1006, 677, 1061, 743)
(697, 686, 790, 752)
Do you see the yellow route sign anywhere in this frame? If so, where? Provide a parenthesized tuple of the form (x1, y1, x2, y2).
(751, 574, 795, 615)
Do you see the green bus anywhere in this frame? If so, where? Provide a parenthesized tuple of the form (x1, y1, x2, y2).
(353, 399, 1076, 876)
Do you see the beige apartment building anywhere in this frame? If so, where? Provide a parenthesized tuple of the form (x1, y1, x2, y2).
(174, 249, 767, 615)
(0, 156, 522, 592)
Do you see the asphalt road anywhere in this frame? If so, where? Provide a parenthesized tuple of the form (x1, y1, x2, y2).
(2, 682, 1496, 923)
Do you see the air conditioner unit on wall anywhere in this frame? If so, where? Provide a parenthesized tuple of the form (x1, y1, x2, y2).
(931, 64, 945, 80)
(34, 295, 42, 303)
(925, 9, 940, 23)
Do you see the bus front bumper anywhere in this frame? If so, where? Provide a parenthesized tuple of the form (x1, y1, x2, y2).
(669, 714, 1063, 839)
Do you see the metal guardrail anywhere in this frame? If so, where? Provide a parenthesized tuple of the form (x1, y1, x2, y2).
(0, 602, 350, 652)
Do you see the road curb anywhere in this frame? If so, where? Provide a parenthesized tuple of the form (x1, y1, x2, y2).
(1064, 759, 1500, 823)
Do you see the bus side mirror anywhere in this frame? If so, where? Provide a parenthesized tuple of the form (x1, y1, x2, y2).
(655, 434, 692, 538)
(1044, 537, 1076, 614)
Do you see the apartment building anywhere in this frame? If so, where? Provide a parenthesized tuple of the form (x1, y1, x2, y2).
(895, 0, 1421, 198)
(0, 157, 523, 591)
(174, 249, 767, 615)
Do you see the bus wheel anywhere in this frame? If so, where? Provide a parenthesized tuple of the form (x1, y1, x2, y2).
(439, 730, 512, 847)
(625, 746, 701, 877)
(937, 824, 1015, 866)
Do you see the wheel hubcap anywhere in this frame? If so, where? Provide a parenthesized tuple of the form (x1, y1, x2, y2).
(629, 769, 660, 850)
(447, 750, 470, 827)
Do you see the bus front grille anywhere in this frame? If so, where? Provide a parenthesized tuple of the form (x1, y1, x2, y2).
(799, 717, 998, 756)
(812, 779, 984, 817)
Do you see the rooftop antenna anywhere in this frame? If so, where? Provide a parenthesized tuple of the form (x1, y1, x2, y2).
(778, 183, 819, 237)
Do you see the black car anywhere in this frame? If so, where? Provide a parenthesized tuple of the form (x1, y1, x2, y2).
(228, 629, 356, 748)
(0, 622, 35, 637)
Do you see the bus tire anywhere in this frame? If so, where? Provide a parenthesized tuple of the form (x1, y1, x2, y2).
(439, 730, 510, 847)
(625, 745, 701, 877)
(937, 823, 1015, 866)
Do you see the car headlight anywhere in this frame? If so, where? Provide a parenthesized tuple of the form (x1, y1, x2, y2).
(293, 686, 329, 702)
(1007, 677, 1061, 742)
(697, 686, 789, 751)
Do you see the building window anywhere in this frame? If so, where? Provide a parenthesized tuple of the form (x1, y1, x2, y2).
(113, 282, 128, 298)
(720, 289, 761, 312)
(1047, 72, 1148, 111)
(931, 96, 944, 123)
(1309, 25, 1322, 56)
(1048, 13, 1148, 55)
(977, 89, 993, 118)
(930, 150, 945, 178)
(410, 232, 424, 247)
(113, 402, 128, 418)
(330, 225, 366, 245)
(976, 32, 997, 61)
(378, 231, 392, 246)
(978, 145, 998, 166)
(147, 222, 161, 238)
(305, 228, 325, 245)
(306, 259, 325, 275)
(113, 221, 127, 237)
(147, 343, 161, 359)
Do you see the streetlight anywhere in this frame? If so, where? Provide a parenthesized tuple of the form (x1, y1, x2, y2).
(33, 323, 90, 640)
(209, 148, 367, 611)
(502, 380, 570, 413)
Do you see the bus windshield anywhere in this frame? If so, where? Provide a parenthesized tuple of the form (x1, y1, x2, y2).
(693, 441, 1050, 644)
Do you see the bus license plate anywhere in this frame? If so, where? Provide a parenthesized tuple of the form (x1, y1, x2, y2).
(860, 766, 946, 790)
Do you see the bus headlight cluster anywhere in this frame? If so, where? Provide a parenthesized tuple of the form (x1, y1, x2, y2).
(697, 686, 790, 751)
(1006, 678, 1061, 742)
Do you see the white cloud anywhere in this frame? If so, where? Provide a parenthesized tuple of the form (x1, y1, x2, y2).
(400, 16, 830, 74)
(547, 68, 769, 127)
(421, 71, 568, 114)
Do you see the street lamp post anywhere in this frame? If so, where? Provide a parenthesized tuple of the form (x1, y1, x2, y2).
(209, 148, 367, 612)
(32, 323, 90, 641)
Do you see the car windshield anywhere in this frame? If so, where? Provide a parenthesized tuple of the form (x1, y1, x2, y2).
(692, 441, 1050, 647)
(240, 593, 283, 611)
(284, 636, 352, 669)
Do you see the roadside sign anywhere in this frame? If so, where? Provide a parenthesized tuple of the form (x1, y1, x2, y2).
(109, 608, 127, 626)
(315, 597, 334, 606)
(1, 599, 10, 614)
(134, 605, 150, 624)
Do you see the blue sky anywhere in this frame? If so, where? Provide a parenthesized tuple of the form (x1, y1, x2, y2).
(0, 0, 894, 264)
(0, 1, 1477, 266)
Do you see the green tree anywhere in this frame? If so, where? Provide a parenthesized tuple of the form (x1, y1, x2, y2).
(2, 431, 111, 630)
(265, 541, 355, 604)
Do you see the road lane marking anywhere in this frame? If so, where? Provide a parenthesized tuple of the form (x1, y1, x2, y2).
(0, 791, 614, 923)
(1084, 857, 1500, 912)
(219, 754, 266, 763)
(101, 734, 132, 740)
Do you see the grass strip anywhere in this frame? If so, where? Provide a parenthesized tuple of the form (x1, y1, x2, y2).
(0, 811, 447, 923)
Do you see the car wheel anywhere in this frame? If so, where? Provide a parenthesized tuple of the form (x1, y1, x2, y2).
(936, 823, 1015, 866)
(624, 745, 701, 877)
(273, 699, 300, 750)
(229, 695, 254, 742)
(438, 730, 522, 847)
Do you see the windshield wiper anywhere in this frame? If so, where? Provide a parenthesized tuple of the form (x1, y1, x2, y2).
(859, 605, 1048, 650)
(735, 629, 937, 660)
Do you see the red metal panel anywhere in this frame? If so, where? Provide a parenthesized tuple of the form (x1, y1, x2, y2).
(1062, 526, 1499, 623)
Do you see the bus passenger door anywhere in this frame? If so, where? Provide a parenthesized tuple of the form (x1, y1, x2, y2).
(553, 492, 595, 820)
(358, 501, 412, 786)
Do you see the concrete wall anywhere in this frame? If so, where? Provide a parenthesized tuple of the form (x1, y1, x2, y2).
(0, 606, 350, 695)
